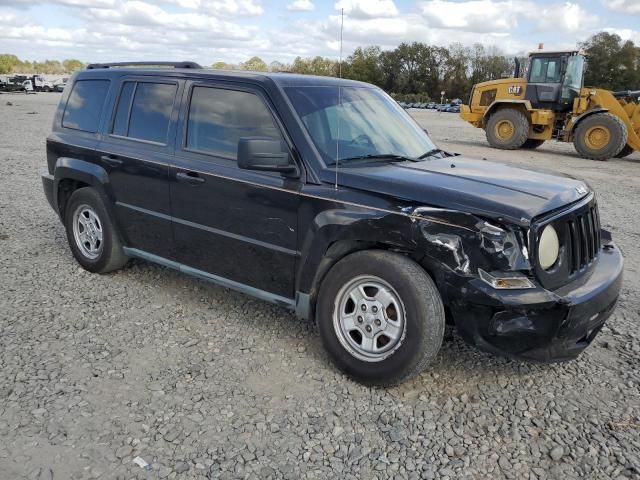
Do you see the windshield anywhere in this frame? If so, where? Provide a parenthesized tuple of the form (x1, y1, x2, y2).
(285, 86, 437, 165)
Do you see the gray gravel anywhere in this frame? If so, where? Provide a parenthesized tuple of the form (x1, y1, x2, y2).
(1, 94, 639, 480)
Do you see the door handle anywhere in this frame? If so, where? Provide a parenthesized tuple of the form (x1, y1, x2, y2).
(100, 155, 123, 167)
(176, 171, 205, 185)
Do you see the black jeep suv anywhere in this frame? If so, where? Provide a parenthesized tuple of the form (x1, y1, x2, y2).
(42, 62, 623, 385)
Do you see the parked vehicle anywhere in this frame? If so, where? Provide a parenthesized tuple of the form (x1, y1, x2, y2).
(449, 105, 461, 113)
(461, 50, 640, 159)
(42, 62, 623, 385)
(23, 79, 34, 94)
(438, 103, 452, 112)
(0, 76, 26, 92)
(3, 75, 55, 92)
(427, 102, 437, 109)
(54, 83, 66, 92)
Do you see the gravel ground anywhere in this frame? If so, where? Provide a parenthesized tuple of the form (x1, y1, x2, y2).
(0, 94, 639, 480)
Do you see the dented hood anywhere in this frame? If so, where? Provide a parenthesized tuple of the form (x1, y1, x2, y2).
(336, 156, 589, 225)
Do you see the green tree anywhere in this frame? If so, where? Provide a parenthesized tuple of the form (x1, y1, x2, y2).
(343, 46, 382, 84)
(581, 32, 640, 91)
(211, 61, 228, 69)
(291, 56, 337, 76)
(62, 59, 85, 72)
(0, 54, 20, 74)
(241, 56, 268, 72)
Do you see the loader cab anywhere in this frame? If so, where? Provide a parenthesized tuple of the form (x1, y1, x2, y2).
(525, 50, 585, 111)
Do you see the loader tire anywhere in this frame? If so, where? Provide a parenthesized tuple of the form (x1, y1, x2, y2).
(573, 113, 627, 161)
(486, 108, 529, 150)
(615, 145, 635, 158)
(521, 139, 545, 149)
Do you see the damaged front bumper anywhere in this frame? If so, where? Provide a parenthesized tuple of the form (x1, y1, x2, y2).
(448, 241, 623, 362)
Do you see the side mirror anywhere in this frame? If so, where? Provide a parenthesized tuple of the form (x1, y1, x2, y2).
(238, 137, 296, 173)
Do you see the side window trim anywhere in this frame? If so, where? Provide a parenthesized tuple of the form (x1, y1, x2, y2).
(107, 77, 179, 147)
(179, 81, 293, 162)
(110, 81, 137, 137)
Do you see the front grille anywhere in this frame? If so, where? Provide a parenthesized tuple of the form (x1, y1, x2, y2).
(565, 204, 601, 274)
(532, 194, 601, 290)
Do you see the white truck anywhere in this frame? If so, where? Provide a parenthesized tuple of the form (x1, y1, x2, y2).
(0, 75, 55, 92)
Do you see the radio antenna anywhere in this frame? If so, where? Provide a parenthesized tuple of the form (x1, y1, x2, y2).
(335, 7, 344, 190)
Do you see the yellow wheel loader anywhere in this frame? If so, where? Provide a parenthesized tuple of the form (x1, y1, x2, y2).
(460, 50, 640, 160)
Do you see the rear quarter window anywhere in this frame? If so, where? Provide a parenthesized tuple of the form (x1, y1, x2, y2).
(110, 81, 177, 144)
(62, 79, 110, 133)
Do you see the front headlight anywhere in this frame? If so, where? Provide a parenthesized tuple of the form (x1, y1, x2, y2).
(538, 225, 559, 270)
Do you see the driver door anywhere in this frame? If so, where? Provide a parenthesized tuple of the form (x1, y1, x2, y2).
(168, 81, 301, 300)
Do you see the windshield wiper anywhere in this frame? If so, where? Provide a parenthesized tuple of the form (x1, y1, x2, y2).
(418, 148, 446, 160)
(335, 153, 419, 164)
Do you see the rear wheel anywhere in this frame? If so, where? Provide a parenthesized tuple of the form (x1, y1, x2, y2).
(316, 250, 445, 386)
(615, 145, 635, 158)
(486, 108, 530, 150)
(521, 139, 545, 149)
(573, 113, 627, 160)
(64, 187, 128, 273)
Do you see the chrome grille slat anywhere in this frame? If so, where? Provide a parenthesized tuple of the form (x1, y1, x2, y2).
(564, 201, 600, 273)
(535, 195, 601, 289)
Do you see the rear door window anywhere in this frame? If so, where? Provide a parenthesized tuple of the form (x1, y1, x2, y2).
(111, 81, 177, 144)
(185, 86, 282, 159)
(62, 79, 110, 132)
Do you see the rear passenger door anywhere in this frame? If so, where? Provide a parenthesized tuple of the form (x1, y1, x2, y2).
(169, 81, 300, 300)
(98, 77, 182, 259)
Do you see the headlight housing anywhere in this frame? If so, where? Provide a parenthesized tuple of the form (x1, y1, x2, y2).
(538, 225, 560, 270)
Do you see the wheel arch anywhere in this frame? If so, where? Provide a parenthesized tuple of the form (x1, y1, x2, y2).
(294, 211, 452, 321)
(483, 100, 532, 126)
(53, 157, 113, 223)
(569, 107, 609, 136)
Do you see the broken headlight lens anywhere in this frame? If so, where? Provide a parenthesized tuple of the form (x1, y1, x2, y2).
(479, 269, 536, 289)
(538, 225, 559, 270)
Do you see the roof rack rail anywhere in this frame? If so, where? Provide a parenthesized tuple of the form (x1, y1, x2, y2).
(86, 61, 202, 70)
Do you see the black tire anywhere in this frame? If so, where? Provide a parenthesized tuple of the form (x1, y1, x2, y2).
(615, 145, 635, 158)
(573, 113, 627, 161)
(64, 187, 128, 273)
(485, 108, 529, 150)
(521, 139, 545, 149)
(316, 250, 445, 386)
(43, 86, 50, 93)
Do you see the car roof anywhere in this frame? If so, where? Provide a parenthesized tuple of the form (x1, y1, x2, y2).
(75, 67, 373, 88)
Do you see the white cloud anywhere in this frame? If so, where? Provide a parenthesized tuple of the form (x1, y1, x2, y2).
(607, 0, 640, 15)
(335, 0, 398, 19)
(85, 1, 256, 38)
(528, 2, 598, 33)
(287, 0, 314, 12)
(159, 0, 263, 15)
(420, 1, 598, 34)
(0, 0, 610, 67)
(420, 0, 522, 32)
(604, 27, 640, 43)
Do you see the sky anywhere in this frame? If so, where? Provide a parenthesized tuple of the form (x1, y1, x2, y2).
(0, 0, 639, 65)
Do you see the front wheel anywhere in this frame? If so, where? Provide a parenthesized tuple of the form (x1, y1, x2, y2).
(573, 113, 628, 160)
(316, 250, 445, 386)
